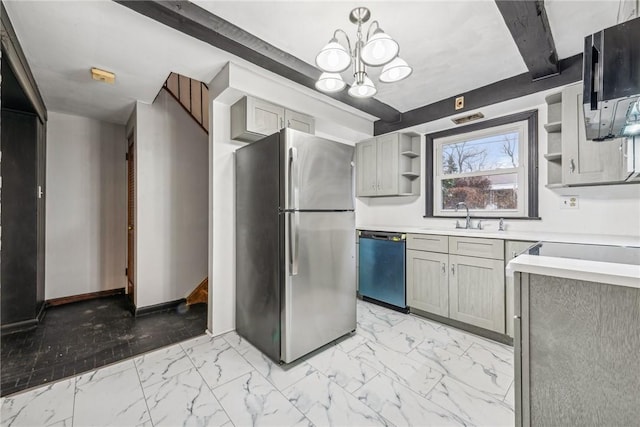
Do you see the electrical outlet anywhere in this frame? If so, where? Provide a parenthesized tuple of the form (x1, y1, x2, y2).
(560, 195, 579, 209)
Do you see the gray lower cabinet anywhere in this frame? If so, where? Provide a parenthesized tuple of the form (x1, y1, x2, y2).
(449, 255, 505, 333)
(406, 249, 449, 317)
(515, 272, 640, 426)
(406, 234, 506, 334)
(505, 240, 535, 337)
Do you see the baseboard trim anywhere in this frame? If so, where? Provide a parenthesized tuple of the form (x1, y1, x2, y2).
(46, 288, 126, 307)
(409, 307, 513, 346)
(360, 295, 409, 314)
(1, 318, 39, 335)
(1, 301, 48, 336)
(135, 298, 186, 317)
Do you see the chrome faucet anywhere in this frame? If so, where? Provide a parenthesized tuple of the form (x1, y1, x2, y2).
(455, 202, 471, 229)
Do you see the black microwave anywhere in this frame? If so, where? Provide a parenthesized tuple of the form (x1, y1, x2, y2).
(583, 16, 640, 141)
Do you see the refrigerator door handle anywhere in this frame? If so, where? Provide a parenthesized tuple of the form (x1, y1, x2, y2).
(290, 211, 299, 275)
(289, 147, 300, 275)
(289, 147, 299, 210)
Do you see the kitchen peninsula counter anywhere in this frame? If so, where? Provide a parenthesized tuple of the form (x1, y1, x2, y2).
(510, 241, 640, 425)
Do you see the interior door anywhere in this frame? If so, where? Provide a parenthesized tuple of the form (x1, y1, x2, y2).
(282, 211, 355, 363)
(127, 135, 135, 305)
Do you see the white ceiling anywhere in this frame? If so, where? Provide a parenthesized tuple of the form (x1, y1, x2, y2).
(3, 0, 633, 125)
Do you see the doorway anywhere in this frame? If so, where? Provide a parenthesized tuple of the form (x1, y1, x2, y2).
(127, 134, 135, 306)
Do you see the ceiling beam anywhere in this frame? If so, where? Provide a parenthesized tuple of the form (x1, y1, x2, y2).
(374, 53, 582, 135)
(495, 0, 559, 80)
(113, 0, 401, 123)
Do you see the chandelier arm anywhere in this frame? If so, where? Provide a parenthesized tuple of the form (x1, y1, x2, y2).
(332, 29, 353, 54)
(365, 20, 380, 42)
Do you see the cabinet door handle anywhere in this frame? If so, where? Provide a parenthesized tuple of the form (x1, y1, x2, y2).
(451, 264, 455, 275)
(288, 120, 291, 127)
(569, 158, 576, 173)
(441, 262, 446, 273)
(280, 117, 284, 128)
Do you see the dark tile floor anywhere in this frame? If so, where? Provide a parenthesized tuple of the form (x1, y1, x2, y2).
(0, 295, 207, 397)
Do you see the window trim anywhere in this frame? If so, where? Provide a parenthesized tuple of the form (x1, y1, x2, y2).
(424, 109, 538, 219)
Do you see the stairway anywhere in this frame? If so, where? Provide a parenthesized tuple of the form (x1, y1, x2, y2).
(163, 72, 209, 306)
(163, 72, 209, 133)
(186, 277, 208, 306)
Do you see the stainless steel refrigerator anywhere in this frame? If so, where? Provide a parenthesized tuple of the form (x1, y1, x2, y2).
(235, 128, 356, 363)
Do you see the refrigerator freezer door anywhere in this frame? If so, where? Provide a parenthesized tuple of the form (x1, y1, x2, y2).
(283, 129, 354, 211)
(282, 211, 356, 363)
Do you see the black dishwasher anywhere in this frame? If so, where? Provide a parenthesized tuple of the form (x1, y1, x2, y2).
(358, 231, 407, 311)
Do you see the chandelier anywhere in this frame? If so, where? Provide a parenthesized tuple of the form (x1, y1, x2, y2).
(314, 7, 412, 98)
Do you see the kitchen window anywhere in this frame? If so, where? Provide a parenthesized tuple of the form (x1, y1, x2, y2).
(425, 110, 538, 219)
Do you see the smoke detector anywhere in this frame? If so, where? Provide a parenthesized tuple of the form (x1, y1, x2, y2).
(91, 67, 116, 84)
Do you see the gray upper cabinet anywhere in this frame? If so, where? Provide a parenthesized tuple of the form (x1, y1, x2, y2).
(231, 96, 314, 142)
(562, 83, 627, 186)
(356, 138, 378, 196)
(355, 132, 421, 197)
(376, 133, 400, 195)
(284, 109, 315, 134)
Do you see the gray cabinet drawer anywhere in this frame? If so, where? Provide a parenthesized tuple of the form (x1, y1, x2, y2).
(407, 234, 448, 253)
(449, 236, 504, 260)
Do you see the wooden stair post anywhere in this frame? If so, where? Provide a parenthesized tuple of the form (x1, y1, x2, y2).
(186, 277, 208, 306)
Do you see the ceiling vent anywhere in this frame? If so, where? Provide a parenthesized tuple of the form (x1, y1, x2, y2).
(91, 67, 115, 84)
(452, 112, 484, 125)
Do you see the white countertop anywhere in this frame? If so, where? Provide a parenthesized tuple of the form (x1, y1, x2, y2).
(506, 254, 640, 289)
(357, 225, 640, 247)
(358, 225, 640, 289)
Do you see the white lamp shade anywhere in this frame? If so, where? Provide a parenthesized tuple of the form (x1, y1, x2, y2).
(379, 57, 413, 83)
(361, 29, 399, 66)
(348, 75, 377, 98)
(315, 38, 351, 73)
(315, 73, 346, 93)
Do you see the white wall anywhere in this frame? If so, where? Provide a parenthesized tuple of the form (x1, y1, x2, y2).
(355, 89, 640, 238)
(207, 64, 640, 337)
(134, 89, 208, 308)
(208, 63, 373, 335)
(45, 112, 126, 299)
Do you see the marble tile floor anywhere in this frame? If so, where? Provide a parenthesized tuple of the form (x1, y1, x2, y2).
(1, 299, 515, 426)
